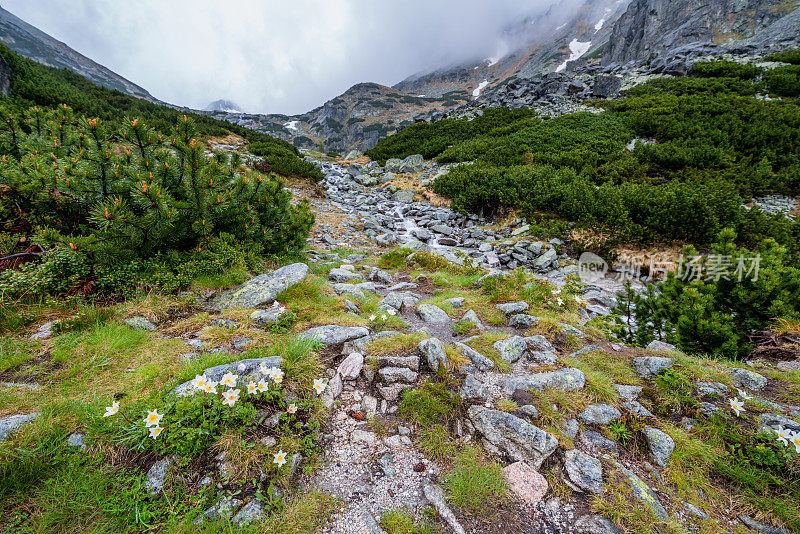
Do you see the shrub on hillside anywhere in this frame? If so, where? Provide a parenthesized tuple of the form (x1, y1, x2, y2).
(691, 60, 762, 79)
(764, 64, 800, 97)
(0, 106, 314, 297)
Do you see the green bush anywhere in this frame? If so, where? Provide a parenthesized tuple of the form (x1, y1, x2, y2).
(691, 60, 761, 79)
(764, 64, 800, 97)
(764, 49, 800, 65)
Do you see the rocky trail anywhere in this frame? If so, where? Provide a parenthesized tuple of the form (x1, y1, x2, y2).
(3, 155, 800, 534)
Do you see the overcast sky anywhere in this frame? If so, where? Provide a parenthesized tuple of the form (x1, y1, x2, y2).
(4, 1, 567, 115)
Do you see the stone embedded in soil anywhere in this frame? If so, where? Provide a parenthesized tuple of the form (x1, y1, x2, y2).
(579, 404, 622, 425)
(468, 405, 558, 468)
(125, 316, 157, 331)
(299, 325, 369, 346)
(613, 384, 642, 401)
(510, 314, 541, 328)
(619, 465, 668, 520)
(146, 457, 174, 495)
(494, 335, 528, 363)
(633, 356, 674, 378)
(207, 263, 308, 310)
(194, 496, 243, 525)
(418, 337, 449, 372)
(495, 301, 529, 315)
(328, 267, 364, 283)
(0, 412, 39, 442)
(337, 352, 364, 380)
(502, 368, 586, 393)
(622, 400, 654, 418)
(643, 427, 675, 468)
(575, 515, 624, 534)
(232, 498, 266, 525)
(730, 367, 768, 391)
(580, 430, 619, 455)
(378, 367, 418, 383)
(459, 375, 490, 400)
(503, 461, 549, 505)
(564, 449, 604, 494)
(454, 342, 494, 371)
(423, 484, 466, 534)
(646, 340, 682, 353)
(416, 304, 451, 324)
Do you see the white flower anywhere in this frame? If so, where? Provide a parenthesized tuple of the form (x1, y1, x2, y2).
(776, 427, 791, 446)
(204, 381, 218, 394)
(287, 403, 297, 414)
(246, 382, 257, 395)
(791, 433, 800, 454)
(237, 363, 246, 372)
(729, 398, 745, 417)
(144, 409, 163, 427)
(222, 388, 240, 407)
(313, 378, 328, 395)
(737, 389, 752, 401)
(103, 401, 119, 418)
(273, 449, 287, 467)
(381, 314, 387, 321)
(386, 308, 396, 316)
(259, 364, 270, 376)
(369, 314, 376, 321)
(257, 380, 268, 393)
(191, 374, 208, 390)
(220, 371, 238, 388)
(149, 426, 163, 440)
(269, 367, 284, 385)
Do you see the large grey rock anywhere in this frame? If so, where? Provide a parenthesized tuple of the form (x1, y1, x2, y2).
(510, 314, 540, 328)
(646, 340, 681, 353)
(730, 368, 767, 391)
(502, 368, 586, 393)
(643, 427, 675, 468)
(146, 457, 174, 495)
(468, 406, 558, 468)
(580, 430, 619, 455)
(613, 384, 642, 401)
(592, 75, 622, 98)
(418, 337, 449, 372)
(208, 263, 308, 310)
(565, 449, 604, 494)
(525, 335, 555, 352)
(533, 248, 557, 269)
(633, 356, 673, 378)
(416, 304, 451, 324)
(399, 154, 424, 174)
(455, 342, 494, 371)
(579, 404, 621, 425)
(494, 336, 527, 363)
(378, 367, 418, 383)
(460, 375, 490, 400)
(0, 412, 39, 442)
(385, 158, 403, 173)
(299, 325, 369, 346)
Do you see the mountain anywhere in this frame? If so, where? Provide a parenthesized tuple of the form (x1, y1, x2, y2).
(603, 0, 800, 65)
(0, 5, 157, 102)
(205, 99, 242, 113)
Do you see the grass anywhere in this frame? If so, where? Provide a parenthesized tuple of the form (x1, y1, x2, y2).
(591, 469, 677, 534)
(418, 424, 459, 465)
(0, 336, 36, 374)
(398, 380, 459, 427)
(443, 446, 508, 515)
(380, 509, 438, 534)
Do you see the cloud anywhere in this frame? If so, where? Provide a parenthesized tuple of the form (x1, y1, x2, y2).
(4, 0, 568, 114)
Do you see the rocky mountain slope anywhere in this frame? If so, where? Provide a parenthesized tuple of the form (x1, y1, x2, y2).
(0, 5, 157, 102)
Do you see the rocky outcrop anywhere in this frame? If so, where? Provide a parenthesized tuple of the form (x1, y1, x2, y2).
(207, 263, 308, 311)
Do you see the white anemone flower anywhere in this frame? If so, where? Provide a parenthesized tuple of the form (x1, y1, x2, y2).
(149, 426, 163, 440)
(144, 409, 163, 427)
(220, 371, 238, 388)
(103, 401, 120, 417)
(257, 380, 268, 393)
(729, 397, 745, 417)
(259, 364, 270, 376)
(776, 427, 791, 446)
(791, 433, 800, 454)
(287, 403, 298, 414)
(737, 388, 752, 401)
(369, 315, 376, 321)
(269, 367, 284, 385)
(191, 374, 208, 390)
(313, 378, 328, 395)
(386, 308, 396, 316)
(204, 381, 218, 394)
(273, 449, 288, 467)
(222, 388, 240, 407)
(246, 382, 257, 395)
(381, 314, 387, 321)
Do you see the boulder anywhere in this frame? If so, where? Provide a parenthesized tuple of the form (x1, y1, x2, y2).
(454, 342, 494, 371)
(643, 426, 675, 468)
(399, 154, 424, 173)
(208, 263, 308, 310)
(460, 375, 490, 400)
(468, 406, 558, 468)
(494, 335, 527, 363)
(503, 461, 549, 506)
(730, 368, 767, 391)
(385, 158, 403, 172)
(579, 404, 622, 425)
(417, 304, 451, 324)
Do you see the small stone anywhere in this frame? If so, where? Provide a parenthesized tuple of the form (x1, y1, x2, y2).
(443, 297, 465, 308)
(194, 496, 243, 525)
(377, 383, 412, 401)
(125, 316, 156, 331)
(580, 430, 619, 455)
(495, 301, 529, 315)
(232, 498, 266, 525)
(460, 375, 489, 400)
(416, 304, 451, 324)
(643, 427, 675, 468)
(494, 335, 527, 363)
(424, 484, 467, 534)
(695, 381, 729, 397)
(503, 461, 548, 505)
(510, 314, 540, 328)
(622, 400, 654, 418)
(575, 515, 624, 534)
(66, 432, 87, 451)
(351, 430, 377, 445)
(298, 325, 369, 346)
(378, 367, 418, 383)
(418, 337, 449, 372)
(612, 384, 642, 401)
(337, 352, 364, 380)
(646, 340, 681, 353)
(682, 502, 708, 520)
(454, 343, 494, 371)
(502, 368, 586, 393)
(146, 457, 174, 495)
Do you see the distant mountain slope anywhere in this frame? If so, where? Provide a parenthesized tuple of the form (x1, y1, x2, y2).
(0, 5, 157, 102)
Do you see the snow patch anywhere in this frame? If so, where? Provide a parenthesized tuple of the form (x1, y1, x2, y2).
(486, 57, 499, 67)
(594, 18, 606, 31)
(284, 121, 299, 131)
(556, 39, 592, 72)
(472, 80, 489, 98)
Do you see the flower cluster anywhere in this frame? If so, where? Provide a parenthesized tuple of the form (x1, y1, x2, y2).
(775, 427, 800, 453)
